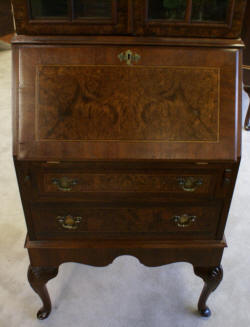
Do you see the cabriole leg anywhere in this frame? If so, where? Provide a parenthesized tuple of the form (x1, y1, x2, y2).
(193, 265, 223, 317)
(28, 265, 59, 320)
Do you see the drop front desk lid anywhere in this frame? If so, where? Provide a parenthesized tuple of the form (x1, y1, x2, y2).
(14, 40, 242, 162)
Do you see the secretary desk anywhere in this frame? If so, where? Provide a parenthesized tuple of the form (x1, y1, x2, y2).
(11, 0, 246, 320)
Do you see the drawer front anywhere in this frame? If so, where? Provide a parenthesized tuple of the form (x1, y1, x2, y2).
(40, 171, 215, 196)
(30, 203, 221, 240)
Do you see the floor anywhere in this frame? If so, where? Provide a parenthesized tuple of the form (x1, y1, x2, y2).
(0, 47, 250, 327)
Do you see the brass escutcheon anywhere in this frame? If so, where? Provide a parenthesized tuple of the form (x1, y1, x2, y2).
(118, 50, 141, 65)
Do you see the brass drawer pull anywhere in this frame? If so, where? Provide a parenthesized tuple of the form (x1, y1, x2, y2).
(118, 50, 141, 65)
(173, 214, 197, 228)
(57, 215, 82, 230)
(52, 177, 78, 192)
(177, 177, 203, 192)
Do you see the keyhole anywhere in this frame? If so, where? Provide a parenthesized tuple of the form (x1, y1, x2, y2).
(127, 53, 131, 60)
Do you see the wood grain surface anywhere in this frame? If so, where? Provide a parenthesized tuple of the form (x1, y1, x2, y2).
(10, 1, 245, 320)
(37, 65, 219, 142)
(30, 202, 221, 240)
(11, 0, 128, 35)
(15, 44, 239, 161)
(133, 0, 247, 38)
(10, 0, 246, 38)
(42, 172, 212, 194)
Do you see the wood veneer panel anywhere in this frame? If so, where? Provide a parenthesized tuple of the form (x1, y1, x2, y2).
(41, 172, 213, 194)
(16, 45, 239, 161)
(30, 202, 221, 240)
(37, 65, 219, 142)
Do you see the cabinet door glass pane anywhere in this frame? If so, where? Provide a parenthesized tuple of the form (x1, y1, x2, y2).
(74, 0, 113, 19)
(148, 0, 187, 20)
(192, 0, 229, 22)
(30, 0, 68, 19)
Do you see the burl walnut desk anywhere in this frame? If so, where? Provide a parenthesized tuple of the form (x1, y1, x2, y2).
(11, 0, 246, 320)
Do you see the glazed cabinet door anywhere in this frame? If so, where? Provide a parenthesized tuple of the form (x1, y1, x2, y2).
(11, 0, 247, 37)
(133, 0, 247, 38)
(11, 0, 130, 35)
(14, 44, 240, 161)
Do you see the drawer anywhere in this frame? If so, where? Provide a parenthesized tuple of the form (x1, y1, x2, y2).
(30, 203, 222, 240)
(33, 169, 219, 201)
